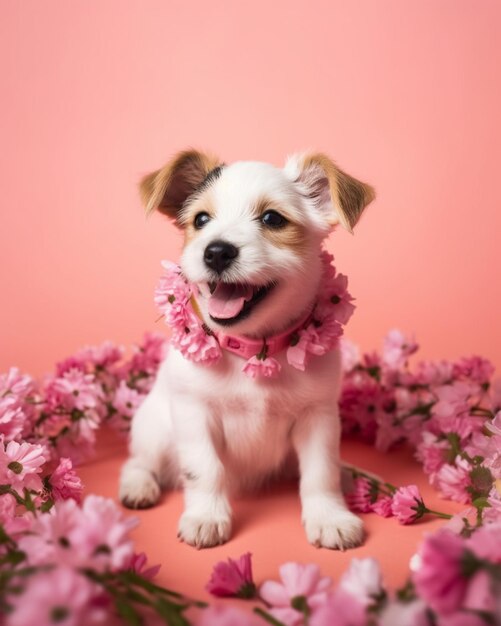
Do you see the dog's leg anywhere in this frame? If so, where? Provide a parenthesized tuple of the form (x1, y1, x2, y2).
(292, 406, 364, 550)
(119, 381, 177, 509)
(174, 397, 232, 549)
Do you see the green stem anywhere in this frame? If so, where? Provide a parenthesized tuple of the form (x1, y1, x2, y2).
(425, 508, 453, 520)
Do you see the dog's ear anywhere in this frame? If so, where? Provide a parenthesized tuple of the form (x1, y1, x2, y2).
(139, 149, 222, 220)
(284, 152, 375, 233)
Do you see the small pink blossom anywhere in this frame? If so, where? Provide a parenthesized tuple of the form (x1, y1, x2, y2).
(379, 599, 430, 626)
(346, 477, 374, 513)
(0, 439, 46, 494)
(243, 356, 281, 378)
(433, 458, 472, 504)
(46, 369, 102, 412)
(0, 367, 34, 398)
(382, 329, 418, 369)
(338, 557, 383, 607)
(206, 552, 255, 598)
(309, 589, 367, 626)
(432, 383, 473, 420)
(19, 495, 138, 572)
(415, 432, 449, 476)
(6, 566, 105, 626)
(197, 606, 261, 626)
(453, 356, 495, 385)
(371, 495, 394, 517)
(412, 529, 468, 614)
(391, 485, 426, 524)
(260, 562, 332, 626)
(112, 381, 143, 419)
(126, 552, 161, 580)
(0, 399, 26, 442)
(49, 457, 83, 502)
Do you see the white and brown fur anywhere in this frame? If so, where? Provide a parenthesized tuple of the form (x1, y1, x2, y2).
(119, 150, 375, 549)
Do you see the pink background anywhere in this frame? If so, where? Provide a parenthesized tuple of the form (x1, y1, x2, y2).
(1, 1, 500, 375)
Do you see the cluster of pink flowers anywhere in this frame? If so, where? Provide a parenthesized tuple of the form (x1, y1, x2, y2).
(340, 331, 501, 518)
(0, 335, 204, 626)
(154, 251, 355, 378)
(205, 542, 501, 625)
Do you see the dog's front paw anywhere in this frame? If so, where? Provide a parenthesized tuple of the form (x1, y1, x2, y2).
(178, 511, 232, 549)
(303, 501, 364, 550)
(119, 463, 161, 510)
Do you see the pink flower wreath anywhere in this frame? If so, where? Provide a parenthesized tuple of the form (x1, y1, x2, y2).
(0, 268, 500, 624)
(154, 250, 355, 377)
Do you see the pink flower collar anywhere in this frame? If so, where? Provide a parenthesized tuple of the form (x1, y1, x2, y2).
(154, 250, 355, 378)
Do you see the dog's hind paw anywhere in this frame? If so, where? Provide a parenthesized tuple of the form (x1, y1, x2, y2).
(178, 511, 232, 549)
(303, 506, 364, 550)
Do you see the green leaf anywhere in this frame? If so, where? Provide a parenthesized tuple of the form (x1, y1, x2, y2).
(115, 598, 143, 626)
(153, 597, 190, 626)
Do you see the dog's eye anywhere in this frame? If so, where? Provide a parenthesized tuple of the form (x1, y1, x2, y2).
(261, 210, 287, 228)
(194, 212, 211, 229)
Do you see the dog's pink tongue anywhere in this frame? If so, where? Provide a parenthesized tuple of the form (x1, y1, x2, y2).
(208, 283, 253, 319)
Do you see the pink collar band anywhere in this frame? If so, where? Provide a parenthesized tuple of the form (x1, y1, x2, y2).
(212, 311, 313, 360)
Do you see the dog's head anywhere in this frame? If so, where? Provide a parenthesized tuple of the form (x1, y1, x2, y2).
(141, 150, 374, 337)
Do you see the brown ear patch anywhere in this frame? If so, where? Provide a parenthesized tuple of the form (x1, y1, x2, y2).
(139, 150, 222, 219)
(300, 153, 375, 232)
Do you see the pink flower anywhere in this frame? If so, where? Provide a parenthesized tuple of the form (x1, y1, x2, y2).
(126, 552, 161, 580)
(0, 492, 34, 536)
(6, 566, 105, 626)
(412, 529, 468, 614)
(309, 589, 367, 626)
(206, 552, 256, 598)
(415, 432, 449, 476)
(433, 458, 472, 504)
(338, 558, 383, 607)
(0, 367, 34, 397)
(260, 563, 332, 626)
(379, 599, 430, 626)
(243, 356, 281, 379)
(461, 570, 495, 613)
(432, 383, 472, 420)
(49, 457, 83, 502)
(436, 613, 487, 626)
(371, 495, 394, 518)
(47, 368, 102, 412)
(197, 606, 261, 626)
(112, 381, 143, 419)
(382, 329, 418, 369)
(0, 439, 46, 494)
(467, 522, 501, 562)
(346, 477, 374, 513)
(19, 496, 138, 572)
(414, 360, 454, 386)
(173, 325, 222, 365)
(391, 485, 426, 524)
(453, 356, 495, 385)
(0, 399, 26, 442)
(319, 272, 356, 325)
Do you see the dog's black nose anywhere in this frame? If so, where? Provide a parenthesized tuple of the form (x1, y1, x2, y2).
(204, 241, 239, 274)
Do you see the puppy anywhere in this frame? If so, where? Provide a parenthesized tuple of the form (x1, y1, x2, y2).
(119, 150, 375, 549)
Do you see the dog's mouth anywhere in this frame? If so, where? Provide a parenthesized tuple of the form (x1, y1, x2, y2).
(198, 281, 275, 326)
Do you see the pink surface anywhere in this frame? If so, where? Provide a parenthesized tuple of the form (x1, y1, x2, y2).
(1, 1, 500, 376)
(79, 430, 464, 602)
